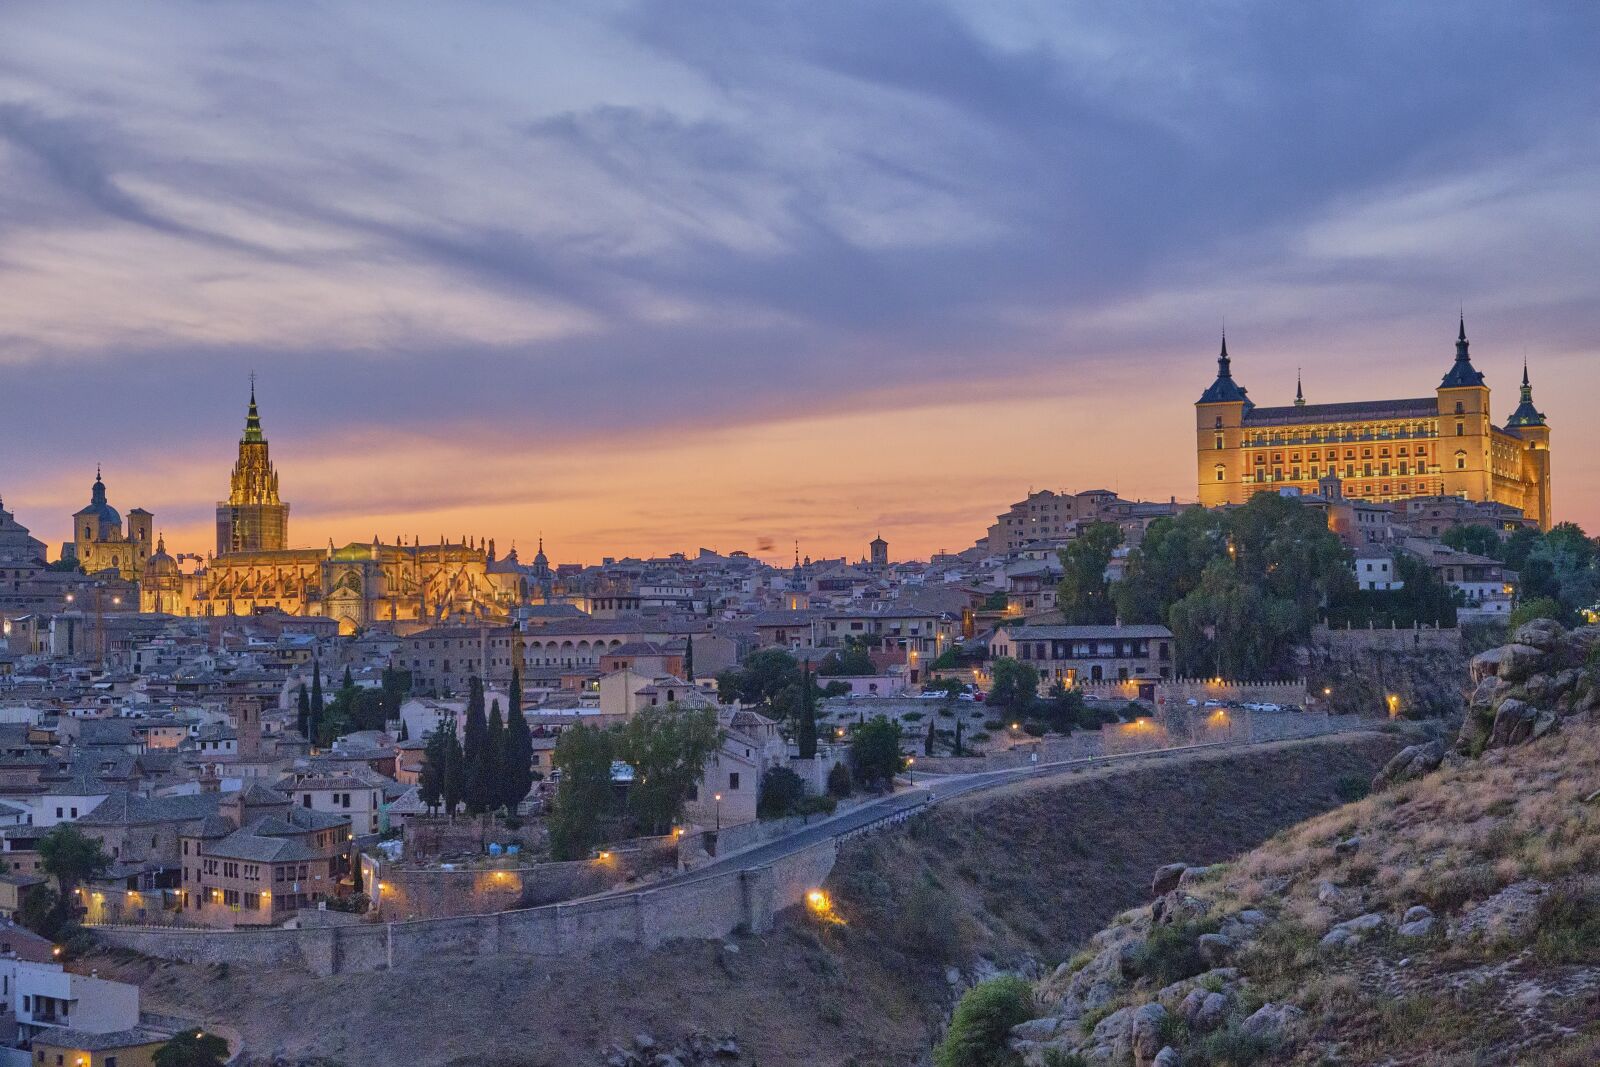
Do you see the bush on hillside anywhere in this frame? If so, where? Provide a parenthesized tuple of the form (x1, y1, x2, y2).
(826, 761, 853, 799)
(934, 976, 1035, 1067)
(1129, 919, 1217, 985)
(756, 766, 808, 818)
(1508, 595, 1567, 630)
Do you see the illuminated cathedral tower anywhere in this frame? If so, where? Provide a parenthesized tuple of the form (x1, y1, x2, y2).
(216, 379, 290, 555)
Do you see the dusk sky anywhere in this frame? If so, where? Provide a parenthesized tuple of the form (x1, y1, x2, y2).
(2, 3, 1597, 565)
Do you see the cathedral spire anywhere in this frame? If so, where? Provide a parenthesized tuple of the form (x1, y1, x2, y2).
(1294, 368, 1305, 407)
(243, 375, 264, 443)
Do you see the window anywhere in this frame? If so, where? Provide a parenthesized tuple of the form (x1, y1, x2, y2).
(1214, 465, 1225, 482)
(1456, 421, 1465, 436)
(1456, 451, 1468, 470)
(729, 772, 741, 790)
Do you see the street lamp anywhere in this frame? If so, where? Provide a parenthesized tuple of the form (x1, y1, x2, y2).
(1386, 694, 1400, 718)
(714, 792, 723, 831)
(906, 756, 914, 785)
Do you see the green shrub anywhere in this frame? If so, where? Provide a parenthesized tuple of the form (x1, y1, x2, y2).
(1509, 596, 1566, 630)
(1130, 920, 1216, 985)
(1042, 1052, 1089, 1067)
(903, 711, 925, 722)
(798, 794, 838, 817)
(826, 761, 853, 799)
(935, 976, 1035, 1067)
(757, 766, 809, 818)
(1191, 1024, 1276, 1066)
(896, 878, 969, 964)
(1334, 774, 1369, 803)
(1533, 888, 1600, 963)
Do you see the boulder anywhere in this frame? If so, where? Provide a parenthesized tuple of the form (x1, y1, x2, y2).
(1153, 1047, 1181, 1067)
(1532, 708, 1561, 740)
(1513, 618, 1565, 650)
(1320, 912, 1386, 950)
(1197, 933, 1234, 967)
(1372, 741, 1444, 791)
(1490, 699, 1538, 747)
(1129, 1002, 1169, 1065)
(1449, 880, 1551, 945)
(1152, 863, 1189, 897)
(1178, 864, 1222, 888)
(1010, 1017, 1064, 1043)
(1239, 1002, 1305, 1042)
(1397, 915, 1435, 938)
(1180, 988, 1230, 1033)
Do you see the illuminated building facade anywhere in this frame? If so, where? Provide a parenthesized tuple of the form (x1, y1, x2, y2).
(69, 468, 154, 580)
(159, 384, 519, 633)
(1196, 319, 1552, 529)
(216, 382, 289, 555)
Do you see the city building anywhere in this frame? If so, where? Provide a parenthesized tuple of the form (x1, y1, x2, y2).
(988, 623, 1175, 687)
(162, 388, 518, 633)
(216, 380, 289, 555)
(66, 470, 153, 582)
(1196, 320, 1551, 529)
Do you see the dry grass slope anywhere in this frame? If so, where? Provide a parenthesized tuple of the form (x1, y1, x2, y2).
(83, 733, 1402, 1067)
(1018, 722, 1600, 1066)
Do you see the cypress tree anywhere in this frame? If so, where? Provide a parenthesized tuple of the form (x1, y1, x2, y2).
(307, 659, 323, 751)
(954, 718, 964, 757)
(684, 634, 695, 683)
(441, 726, 464, 817)
(341, 665, 354, 690)
(419, 727, 445, 812)
(485, 699, 506, 812)
(296, 684, 312, 741)
(504, 684, 534, 815)
(925, 716, 936, 756)
(462, 677, 489, 814)
(310, 661, 325, 722)
(396, 717, 409, 742)
(797, 659, 818, 759)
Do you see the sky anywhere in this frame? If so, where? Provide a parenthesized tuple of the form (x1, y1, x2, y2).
(1, 2, 1597, 566)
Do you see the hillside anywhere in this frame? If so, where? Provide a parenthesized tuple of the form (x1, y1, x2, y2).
(84, 733, 1400, 1067)
(1000, 628, 1600, 1066)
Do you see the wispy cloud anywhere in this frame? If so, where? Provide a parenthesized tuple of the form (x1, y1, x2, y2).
(1, 1, 1597, 558)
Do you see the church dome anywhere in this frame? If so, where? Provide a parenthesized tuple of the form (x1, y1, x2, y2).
(73, 471, 122, 528)
(144, 536, 181, 586)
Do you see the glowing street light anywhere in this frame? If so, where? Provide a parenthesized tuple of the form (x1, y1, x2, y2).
(714, 792, 723, 831)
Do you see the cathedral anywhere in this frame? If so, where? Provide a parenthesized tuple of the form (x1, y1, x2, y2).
(68, 468, 154, 581)
(141, 386, 519, 633)
(1195, 318, 1552, 529)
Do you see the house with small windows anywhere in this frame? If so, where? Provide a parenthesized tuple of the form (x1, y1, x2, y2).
(1352, 551, 1403, 591)
(277, 769, 390, 836)
(683, 708, 787, 830)
(177, 783, 351, 927)
(988, 624, 1175, 687)
(0, 954, 153, 1063)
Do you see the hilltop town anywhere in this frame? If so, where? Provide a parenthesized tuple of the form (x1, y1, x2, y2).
(0, 322, 1592, 1064)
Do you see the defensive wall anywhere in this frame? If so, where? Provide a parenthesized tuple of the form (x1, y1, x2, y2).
(365, 834, 680, 920)
(93, 836, 840, 977)
(1311, 622, 1462, 655)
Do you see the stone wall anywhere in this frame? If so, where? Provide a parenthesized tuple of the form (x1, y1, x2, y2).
(94, 837, 841, 978)
(371, 836, 678, 919)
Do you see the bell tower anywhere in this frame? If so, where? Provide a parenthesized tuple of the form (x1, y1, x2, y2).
(216, 377, 290, 555)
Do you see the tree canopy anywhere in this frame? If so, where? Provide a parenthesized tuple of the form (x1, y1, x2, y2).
(1116, 494, 1356, 677)
(1054, 521, 1122, 624)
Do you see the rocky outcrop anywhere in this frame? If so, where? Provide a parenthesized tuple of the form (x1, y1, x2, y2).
(1371, 740, 1445, 791)
(601, 1031, 742, 1066)
(1459, 622, 1600, 756)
